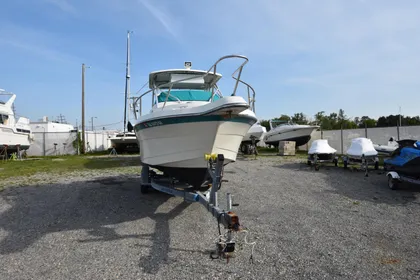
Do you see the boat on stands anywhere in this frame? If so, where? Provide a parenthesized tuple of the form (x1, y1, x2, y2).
(263, 120, 319, 147)
(0, 89, 33, 157)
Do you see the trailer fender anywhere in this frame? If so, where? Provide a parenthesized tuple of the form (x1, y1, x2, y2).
(386, 171, 400, 180)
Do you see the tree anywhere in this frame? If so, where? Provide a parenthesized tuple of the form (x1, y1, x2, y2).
(291, 113, 308, 125)
(314, 111, 325, 124)
(338, 109, 346, 122)
(357, 116, 376, 128)
(276, 114, 291, 121)
(259, 120, 271, 132)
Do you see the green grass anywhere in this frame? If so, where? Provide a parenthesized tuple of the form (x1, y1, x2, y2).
(0, 155, 140, 180)
(250, 147, 309, 159)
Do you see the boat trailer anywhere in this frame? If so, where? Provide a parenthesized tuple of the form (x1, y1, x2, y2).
(140, 153, 255, 262)
(307, 153, 339, 171)
(386, 171, 420, 190)
(342, 154, 379, 177)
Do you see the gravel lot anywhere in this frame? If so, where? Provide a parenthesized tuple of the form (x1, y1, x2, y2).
(1, 155, 419, 279)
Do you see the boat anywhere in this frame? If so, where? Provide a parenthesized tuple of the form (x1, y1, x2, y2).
(240, 122, 267, 155)
(263, 120, 319, 147)
(230, 78, 266, 154)
(109, 131, 138, 153)
(242, 122, 266, 144)
(343, 137, 379, 172)
(373, 137, 399, 156)
(384, 139, 420, 179)
(109, 30, 139, 154)
(0, 89, 33, 157)
(307, 139, 338, 169)
(131, 55, 258, 189)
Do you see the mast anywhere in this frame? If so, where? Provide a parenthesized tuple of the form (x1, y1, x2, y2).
(123, 30, 132, 134)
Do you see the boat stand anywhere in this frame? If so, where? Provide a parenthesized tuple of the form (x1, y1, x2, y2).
(0, 145, 8, 161)
(109, 145, 118, 156)
(250, 136, 258, 158)
(240, 136, 258, 157)
(140, 154, 245, 261)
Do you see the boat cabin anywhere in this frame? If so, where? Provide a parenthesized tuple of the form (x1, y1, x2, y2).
(148, 69, 222, 90)
(131, 55, 253, 118)
(149, 68, 224, 107)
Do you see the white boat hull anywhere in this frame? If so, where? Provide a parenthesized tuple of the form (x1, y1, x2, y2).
(134, 101, 257, 187)
(0, 126, 31, 152)
(136, 113, 255, 168)
(264, 126, 318, 147)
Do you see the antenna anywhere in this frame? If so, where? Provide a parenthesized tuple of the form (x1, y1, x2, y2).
(184, 61, 192, 70)
(123, 30, 133, 135)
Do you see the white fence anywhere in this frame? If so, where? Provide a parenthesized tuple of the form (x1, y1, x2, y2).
(291, 125, 420, 154)
(26, 131, 115, 156)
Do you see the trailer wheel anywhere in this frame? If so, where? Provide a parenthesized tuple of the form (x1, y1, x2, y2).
(140, 184, 149, 194)
(387, 175, 399, 190)
(374, 161, 379, 170)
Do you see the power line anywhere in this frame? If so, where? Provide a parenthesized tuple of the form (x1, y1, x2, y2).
(76, 120, 124, 129)
(93, 120, 123, 128)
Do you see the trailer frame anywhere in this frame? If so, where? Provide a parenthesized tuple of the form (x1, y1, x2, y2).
(140, 153, 242, 260)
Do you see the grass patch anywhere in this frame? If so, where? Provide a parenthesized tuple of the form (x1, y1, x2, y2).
(0, 155, 140, 180)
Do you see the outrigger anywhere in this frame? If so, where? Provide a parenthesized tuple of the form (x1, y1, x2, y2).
(140, 153, 254, 261)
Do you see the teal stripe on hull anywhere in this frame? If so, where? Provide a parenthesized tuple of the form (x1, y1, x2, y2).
(135, 115, 257, 131)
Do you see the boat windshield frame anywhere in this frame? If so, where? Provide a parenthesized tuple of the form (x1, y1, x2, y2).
(130, 55, 256, 119)
(269, 120, 297, 129)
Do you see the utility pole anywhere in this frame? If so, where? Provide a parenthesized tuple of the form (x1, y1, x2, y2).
(81, 63, 90, 154)
(82, 63, 86, 154)
(397, 106, 402, 140)
(399, 106, 402, 127)
(76, 119, 80, 155)
(91, 116, 95, 132)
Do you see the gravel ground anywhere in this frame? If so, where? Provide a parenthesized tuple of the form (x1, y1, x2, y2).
(0, 155, 419, 279)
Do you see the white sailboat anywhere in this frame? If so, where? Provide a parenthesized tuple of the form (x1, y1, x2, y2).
(109, 31, 139, 153)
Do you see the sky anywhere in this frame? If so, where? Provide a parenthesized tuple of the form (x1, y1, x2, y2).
(1, 0, 420, 130)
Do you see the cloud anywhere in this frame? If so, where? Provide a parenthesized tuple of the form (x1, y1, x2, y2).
(43, 0, 77, 15)
(0, 22, 81, 64)
(137, 0, 179, 39)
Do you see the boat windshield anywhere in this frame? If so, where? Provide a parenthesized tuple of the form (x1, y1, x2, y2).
(270, 120, 295, 129)
(0, 114, 9, 125)
(157, 89, 221, 103)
